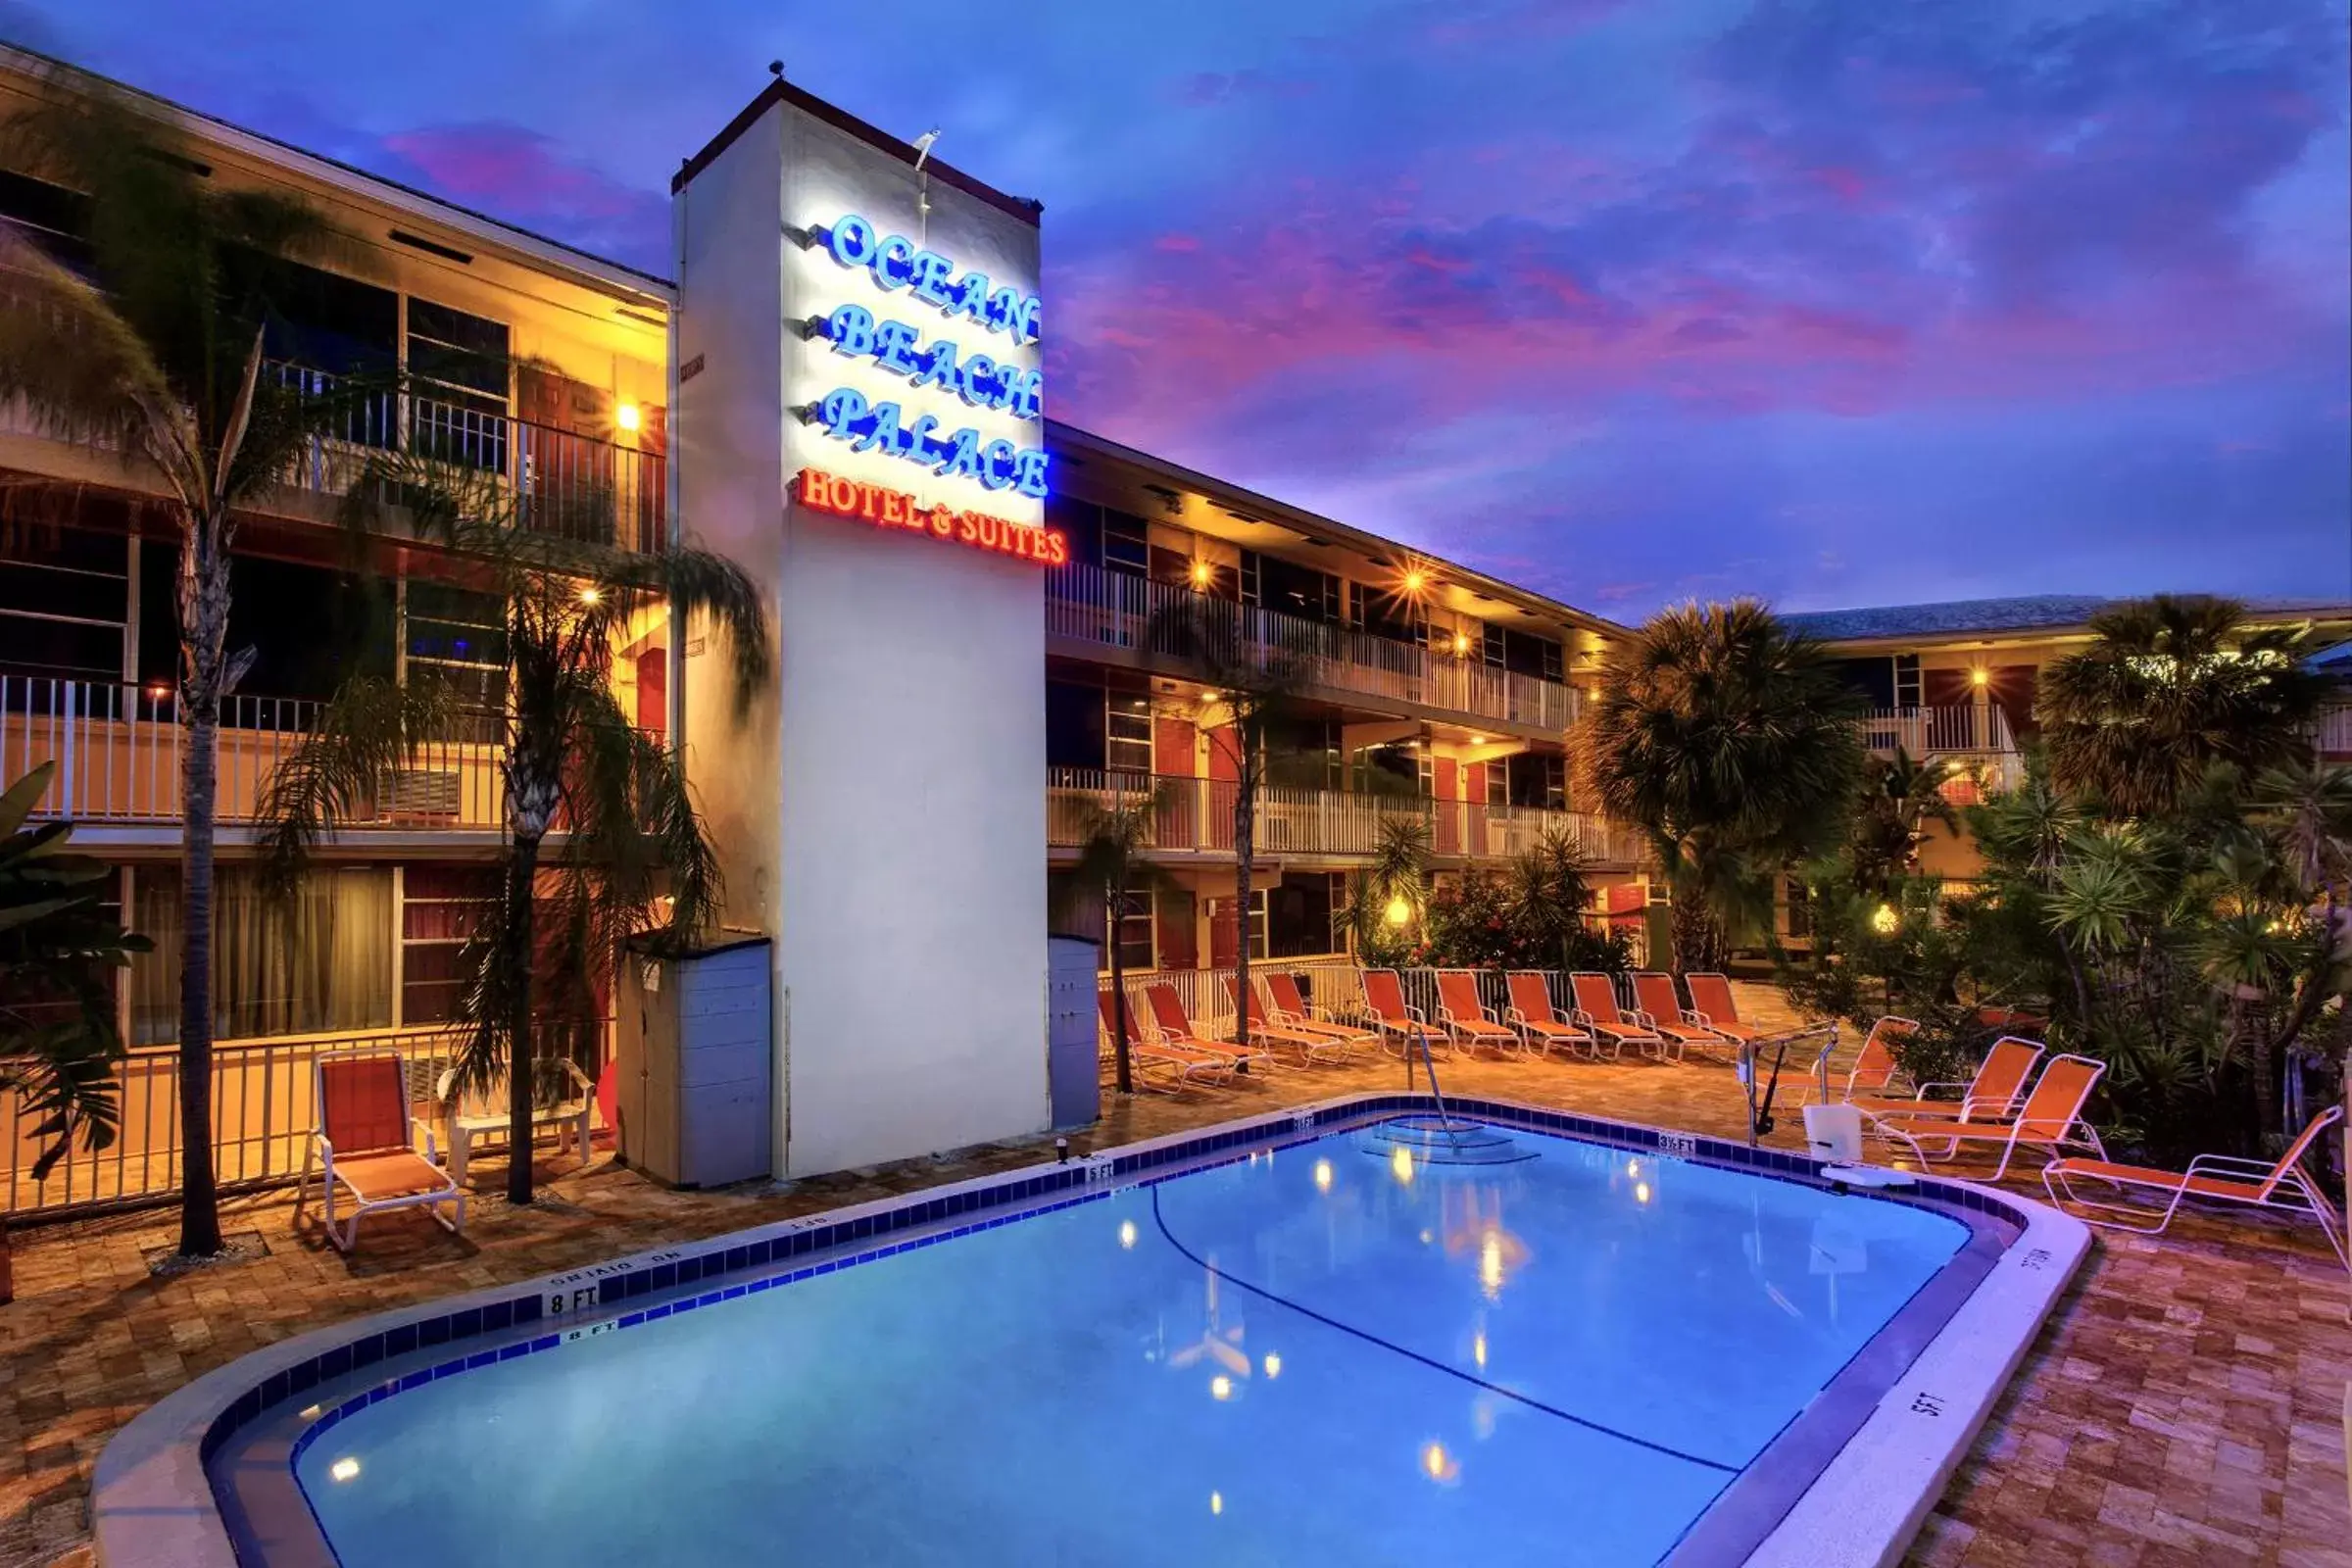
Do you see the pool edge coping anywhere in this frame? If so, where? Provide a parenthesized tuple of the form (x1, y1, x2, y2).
(91, 1090, 2084, 1568)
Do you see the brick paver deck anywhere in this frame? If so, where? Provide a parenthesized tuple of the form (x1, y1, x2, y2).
(3, 1047, 2346, 1567)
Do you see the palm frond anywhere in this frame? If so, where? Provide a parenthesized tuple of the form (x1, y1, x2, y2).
(254, 675, 460, 895)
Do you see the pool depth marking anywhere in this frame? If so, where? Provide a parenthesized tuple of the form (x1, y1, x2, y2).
(1147, 1182, 1740, 1476)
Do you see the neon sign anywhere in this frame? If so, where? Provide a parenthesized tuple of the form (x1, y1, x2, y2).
(800, 212, 1049, 499)
(817, 215, 1042, 344)
(796, 467, 1067, 566)
(813, 305, 1043, 421)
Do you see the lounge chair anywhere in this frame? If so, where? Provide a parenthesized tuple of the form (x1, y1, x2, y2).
(1569, 972, 1664, 1060)
(1851, 1035, 2042, 1125)
(297, 1051, 465, 1252)
(1435, 970, 1522, 1054)
(1263, 972, 1378, 1055)
(1099, 991, 1234, 1091)
(2041, 1105, 2347, 1274)
(1683, 973, 1785, 1047)
(1143, 982, 1276, 1072)
(1223, 972, 1351, 1064)
(1630, 972, 1735, 1060)
(434, 1056, 598, 1189)
(1359, 968, 1441, 1057)
(1505, 971, 1593, 1057)
(1803, 1015, 1922, 1105)
(1872, 1054, 2107, 1181)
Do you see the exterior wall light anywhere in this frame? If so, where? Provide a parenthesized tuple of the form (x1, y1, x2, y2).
(1383, 895, 1413, 927)
(1190, 559, 1212, 588)
(1871, 903, 1901, 935)
(616, 403, 642, 433)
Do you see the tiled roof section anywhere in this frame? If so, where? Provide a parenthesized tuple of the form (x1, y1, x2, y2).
(1777, 596, 2118, 642)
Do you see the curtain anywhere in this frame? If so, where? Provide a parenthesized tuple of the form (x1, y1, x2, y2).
(131, 865, 394, 1044)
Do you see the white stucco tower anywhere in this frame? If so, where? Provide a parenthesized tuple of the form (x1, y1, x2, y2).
(671, 80, 1054, 1177)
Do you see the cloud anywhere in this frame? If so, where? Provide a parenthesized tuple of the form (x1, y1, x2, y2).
(375, 123, 669, 273)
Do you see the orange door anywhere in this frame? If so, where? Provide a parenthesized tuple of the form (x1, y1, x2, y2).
(1154, 716, 1198, 849)
(1464, 757, 1488, 858)
(1434, 758, 1460, 856)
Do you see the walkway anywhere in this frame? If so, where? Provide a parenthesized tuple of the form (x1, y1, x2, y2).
(1, 1049, 2345, 1567)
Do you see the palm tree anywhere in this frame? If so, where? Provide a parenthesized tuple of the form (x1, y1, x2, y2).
(1, 762, 149, 1178)
(0, 67, 368, 1257)
(1152, 603, 1316, 1053)
(2037, 595, 2325, 817)
(1058, 780, 1181, 1094)
(1850, 748, 1959, 893)
(259, 455, 768, 1206)
(1341, 815, 1432, 965)
(1575, 600, 1864, 974)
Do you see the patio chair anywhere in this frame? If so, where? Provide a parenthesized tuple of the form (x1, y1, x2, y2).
(1802, 1015, 1922, 1105)
(1850, 1035, 2043, 1125)
(1504, 971, 1592, 1057)
(1263, 972, 1378, 1056)
(1098, 990, 1234, 1092)
(1359, 968, 1441, 1058)
(1683, 973, 1782, 1047)
(298, 1051, 465, 1252)
(1143, 982, 1275, 1073)
(1569, 972, 1664, 1061)
(2041, 1105, 2347, 1275)
(434, 1056, 598, 1189)
(1223, 972, 1351, 1064)
(1630, 972, 1735, 1061)
(1871, 1054, 2107, 1182)
(1434, 970, 1522, 1054)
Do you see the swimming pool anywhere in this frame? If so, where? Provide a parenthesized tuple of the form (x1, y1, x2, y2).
(110, 1096, 2084, 1568)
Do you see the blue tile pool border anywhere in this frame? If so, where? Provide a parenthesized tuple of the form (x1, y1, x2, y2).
(96, 1091, 2078, 1568)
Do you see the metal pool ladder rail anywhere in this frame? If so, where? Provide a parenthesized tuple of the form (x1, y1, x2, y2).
(1359, 1007, 1537, 1167)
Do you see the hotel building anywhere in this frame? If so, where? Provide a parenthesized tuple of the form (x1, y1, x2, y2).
(0, 56, 1662, 1204)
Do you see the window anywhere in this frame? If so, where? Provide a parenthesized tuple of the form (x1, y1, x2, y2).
(1349, 580, 1425, 647)
(0, 522, 128, 679)
(1106, 696, 1153, 778)
(1268, 871, 1343, 958)
(401, 864, 500, 1024)
(1046, 680, 1108, 771)
(407, 580, 508, 735)
(1102, 510, 1149, 576)
(1893, 653, 1923, 710)
(1484, 624, 1563, 682)
(1243, 552, 1340, 624)
(1107, 891, 1153, 972)
(1045, 495, 1102, 568)
(131, 865, 394, 1044)
(1505, 752, 1566, 810)
(408, 298, 511, 473)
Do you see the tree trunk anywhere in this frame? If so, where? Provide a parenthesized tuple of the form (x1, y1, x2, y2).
(1233, 777, 1254, 1061)
(1668, 893, 1723, 978)
(504, 832, 542, 1205)
(1107, 903, 1133, 1096)
(174, 523, 232, 1259)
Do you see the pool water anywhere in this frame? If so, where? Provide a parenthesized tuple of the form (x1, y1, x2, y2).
(294, 1124, 1968, 1567)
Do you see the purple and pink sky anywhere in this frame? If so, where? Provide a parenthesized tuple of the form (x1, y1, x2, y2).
(11, 0, 2348, 617)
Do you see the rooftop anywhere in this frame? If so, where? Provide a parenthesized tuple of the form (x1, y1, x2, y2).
(1783, 594, 2352, 645)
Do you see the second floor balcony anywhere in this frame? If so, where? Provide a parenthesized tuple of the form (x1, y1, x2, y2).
(2, 673, 506, 836)
(1046, 563, 1581, 735)
(1045, 767, 1649, 869)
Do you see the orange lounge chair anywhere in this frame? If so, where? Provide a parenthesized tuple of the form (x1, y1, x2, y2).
(297, 1051, 465, 1252)
(1683, 973, 1782, 1047)
(2042, 1105, 2347, 1274)
(1873, 1054, 2107, 1181)
(1851, 1035, 2042, 1125)
(1223, 972, 1351, 1064)
(1360, 968, 1441, 1057)
(1804, 1015, 1922, 1105)
(1263, 972, 1378, 1055)
(1099, 991, 1234, 1091)
(1143, 982, 1276, 1073)
(1630, 972, 1734, 1061)
(1505, 971, 1593, 1056)
(1569, 972, 1664, 1060)
(1435, 970, 1522, 1054)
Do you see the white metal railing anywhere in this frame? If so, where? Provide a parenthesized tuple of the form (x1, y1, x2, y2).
(1046, 768, 1648, 866)
(0, 673, 507, 829)
(1, 1024, 470, 1218)
(1045, 562, 1581, 732)
(1860, 705, 2019, 759)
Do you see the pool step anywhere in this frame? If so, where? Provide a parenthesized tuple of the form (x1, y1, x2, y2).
(1359, 1115, 1541, 1166)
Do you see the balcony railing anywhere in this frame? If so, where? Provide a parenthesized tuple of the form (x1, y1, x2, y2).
(270, 363, 667, 554)
(1861, 705, 2019, 759)
(1046, 768, 1648, 866)
(0, 338, 663, 554)
(0, 674, 506, 830)
(2319, 704, 2352, 758)
(1045, 563, 1580, 732)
